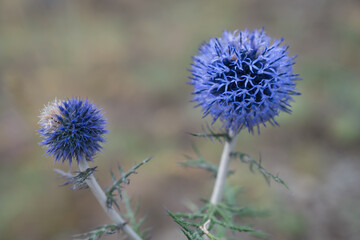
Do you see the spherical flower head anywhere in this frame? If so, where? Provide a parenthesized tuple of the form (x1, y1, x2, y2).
(189, 28, 301, 134)
(38, 98, 107, 165)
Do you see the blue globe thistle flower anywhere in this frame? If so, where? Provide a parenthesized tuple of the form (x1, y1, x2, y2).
(38, 98, 107, 165)
(189, 28, 301, 134)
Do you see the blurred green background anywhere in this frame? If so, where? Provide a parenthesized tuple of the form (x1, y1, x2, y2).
(0, 0, 359, 239)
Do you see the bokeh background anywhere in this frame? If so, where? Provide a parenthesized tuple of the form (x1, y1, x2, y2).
(1, 0, 360, 239)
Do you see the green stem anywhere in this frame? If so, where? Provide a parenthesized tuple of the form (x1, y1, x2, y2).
(209, 130, 237, 205)
(78, 159, 143, 240)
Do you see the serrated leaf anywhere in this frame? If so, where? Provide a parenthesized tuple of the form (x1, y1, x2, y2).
(168, 198, 263, 239)
(105, 157, 152, 208)
(188, 124, 231, 142)
(231, 152, 290, 190)
(54, 167, 97, 190)
(182, 145, 234, 177)
(73, 224, 125, 240)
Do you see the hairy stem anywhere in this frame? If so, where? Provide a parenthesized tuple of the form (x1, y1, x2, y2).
(209, 130, 237, 205)
(78, 159, 142, 240)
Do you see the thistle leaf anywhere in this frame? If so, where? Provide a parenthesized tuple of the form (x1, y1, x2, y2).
(231, 152, 290, 190)
(168, 200, 261, 239)
(105, 157, 152, 208)
(73, 224, 125, 240)
(54, 167, 97, 190)
(188, 124, 231, 142)
(181, 144, 234, 178)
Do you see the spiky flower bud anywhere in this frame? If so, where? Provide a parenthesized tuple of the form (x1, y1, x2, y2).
(38, 98, 107, 165)
(189, 28, 301, 134)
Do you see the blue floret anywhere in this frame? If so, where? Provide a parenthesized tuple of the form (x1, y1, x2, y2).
(39, 98, 107, 165)
(189, 28, 301, 134)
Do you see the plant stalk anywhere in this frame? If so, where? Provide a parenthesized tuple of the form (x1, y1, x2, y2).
(209, 130, 237, 205)
(78, 159, 142, 240)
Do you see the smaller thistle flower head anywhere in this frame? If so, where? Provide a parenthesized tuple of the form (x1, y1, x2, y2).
(189, 28, 301, 134)
(38, 98, 107, 165)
